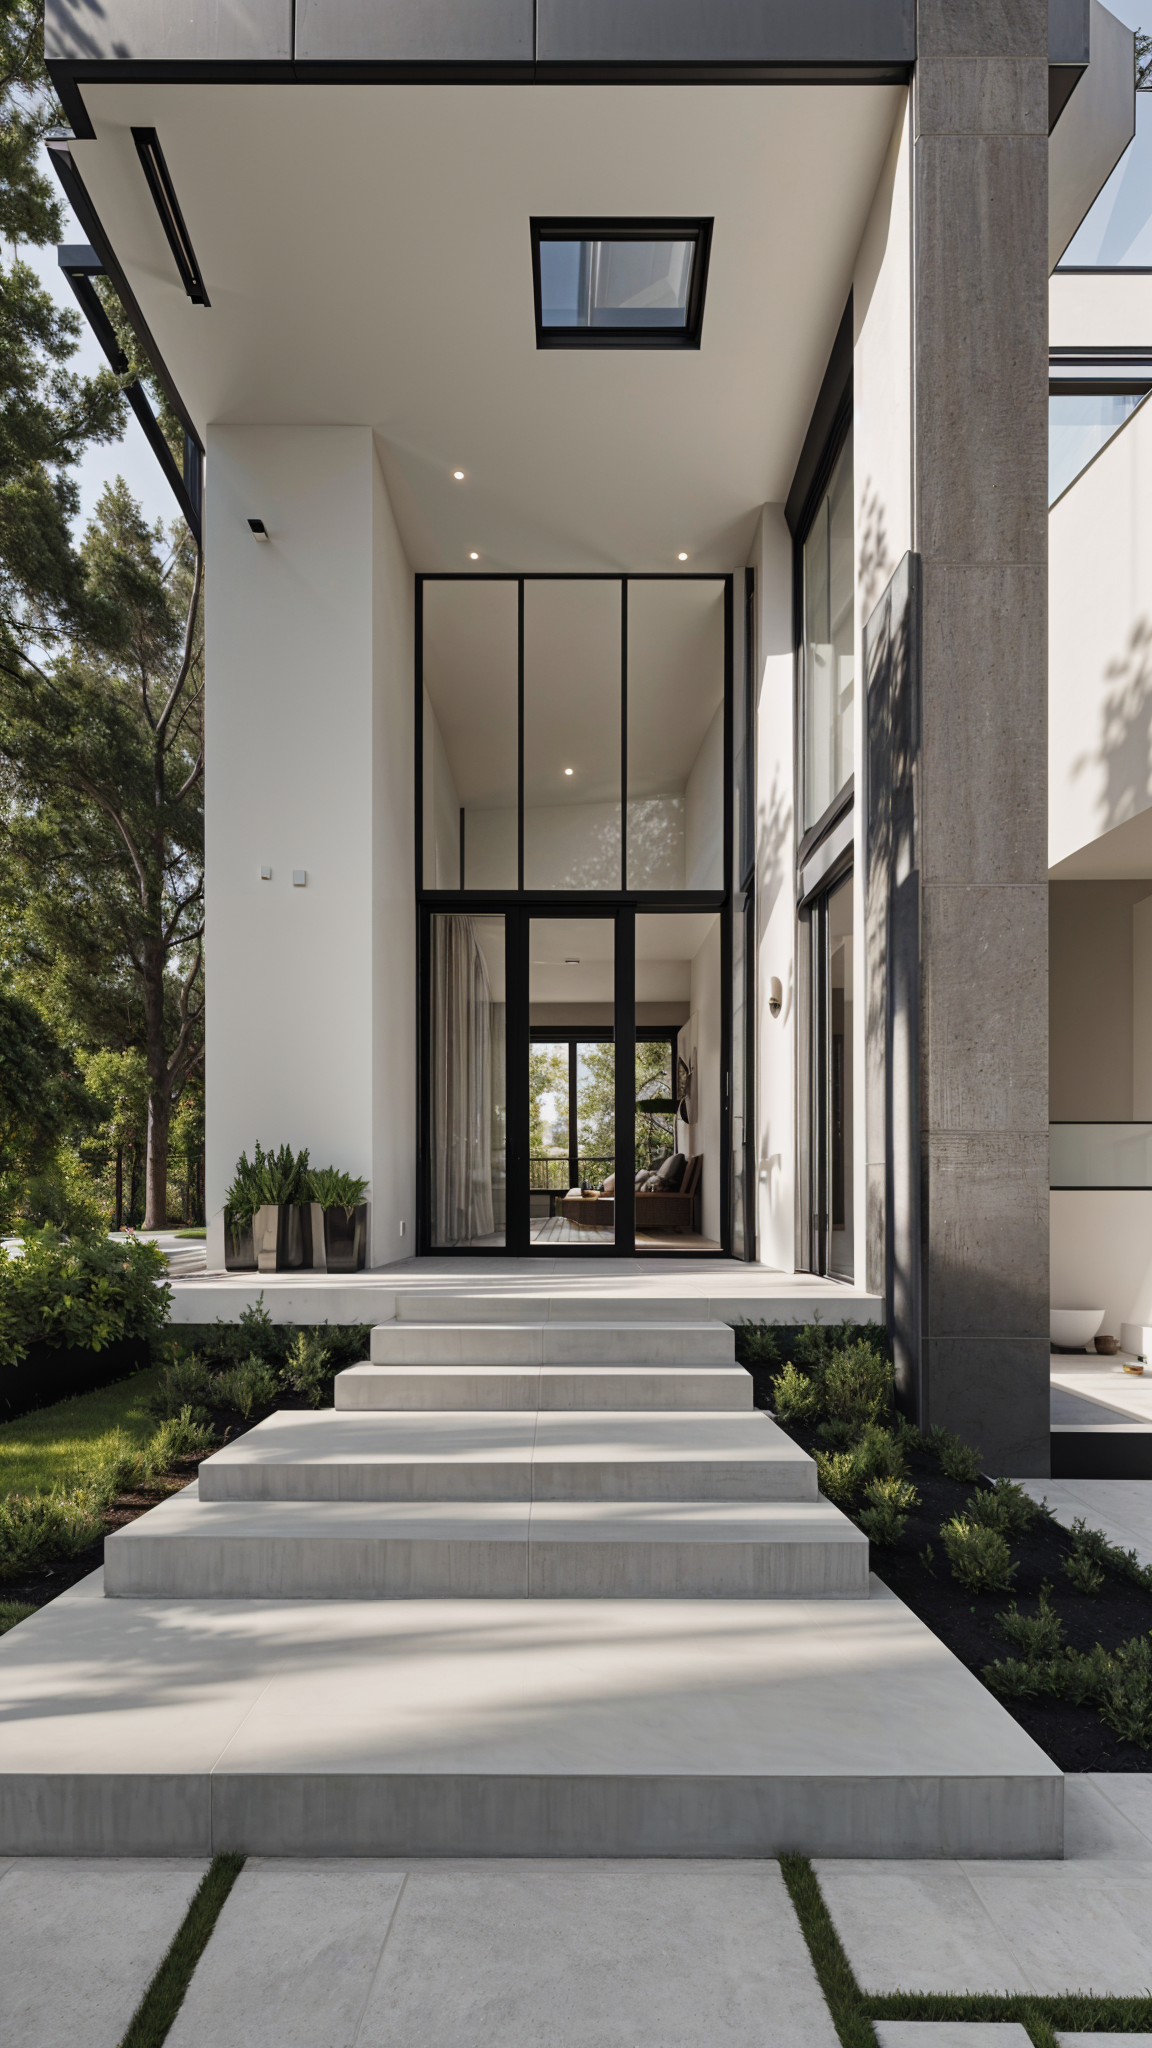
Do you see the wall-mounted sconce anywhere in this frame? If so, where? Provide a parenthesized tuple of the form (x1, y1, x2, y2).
(293, 870, 307, 887)
(248, 518, 269, 540)
(260, 864, 271, 881)
(769, 976, 783, 1018)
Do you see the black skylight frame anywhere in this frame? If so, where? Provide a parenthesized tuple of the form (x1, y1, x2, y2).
(530, 217, 712, 350)
(131, 128, 210, 306)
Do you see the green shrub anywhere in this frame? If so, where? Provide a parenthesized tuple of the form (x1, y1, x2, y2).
(0, 1600, 34, 1635)
(814, 1417, 857, 1450)
(940, 1516, 1016, 1594)
(1089, 1635, 1152, 1746)
(823, 1341, 894, 1433)
(215, 1356, 280, 1421)
(927, 1427, 982, 1484)
(283, 1329, 333, 1406)
(857, 1475, 919, 1547)
(983, 1654, 1066, 1701)
(965, 1479, 1038, 1538)
(0, 1229, 170, 1372)
(772, 1361, 823, 1425)
(203, 1297, 282, 1369)
(145, 1406, 215, 1471)
(1065, 1549, 1106, 1595)
(150, 1353, 217, 1422)
(1065, 1517, 1152, 1594)
(733, 1319, 781, 1371)
(997, 1583, 1065, 1660)
(0, 1488, 105, 1577)
(83, 1428, 147, 1508)
(307, 1166, 369, 1214)
(816, 1424, 905, 1507)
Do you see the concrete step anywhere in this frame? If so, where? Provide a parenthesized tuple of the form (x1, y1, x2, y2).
(198, 1410, 816, 1503)
(0, 1574, 1062, 1858)
(103, 1490, 865, 1599)
(337, 1363, 753, 1412)
(368, 1321, 736, 1366)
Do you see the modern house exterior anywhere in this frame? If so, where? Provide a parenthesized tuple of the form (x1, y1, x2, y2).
(42, 0, 1138, 1475)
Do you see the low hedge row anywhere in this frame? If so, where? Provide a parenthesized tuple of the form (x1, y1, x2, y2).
(0, 1231, 171, 1421)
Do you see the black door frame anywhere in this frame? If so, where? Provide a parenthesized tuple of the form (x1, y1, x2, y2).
(415, 568, 734, 1260)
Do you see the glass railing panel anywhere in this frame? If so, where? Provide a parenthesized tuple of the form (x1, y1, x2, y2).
(1050, 1122, 1152, 1187)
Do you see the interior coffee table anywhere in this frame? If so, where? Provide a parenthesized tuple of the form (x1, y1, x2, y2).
(559, 1193, 615, 1225)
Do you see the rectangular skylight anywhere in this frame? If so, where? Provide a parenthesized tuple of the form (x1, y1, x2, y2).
(531, 219, 712, 350)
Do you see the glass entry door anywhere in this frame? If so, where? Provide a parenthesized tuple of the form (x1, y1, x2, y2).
(527, 916, 619, 1249)
(809, 869, 855, 1279)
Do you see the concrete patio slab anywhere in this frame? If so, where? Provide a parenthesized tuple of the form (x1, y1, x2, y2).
(528, 1410, 815, 1499)
(0, 1573, 1061, 1858)
(0, 1857, 207, 2048)
(1018, 1476, 1152, 1567)
(167, 1860, 406, 2048)
(875, 2030, 1031, 2048)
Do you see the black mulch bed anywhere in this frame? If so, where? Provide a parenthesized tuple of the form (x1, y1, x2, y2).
(754, 1388, 1152, 1772)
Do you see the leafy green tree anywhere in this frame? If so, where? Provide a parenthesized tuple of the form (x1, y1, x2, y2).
(528, 1045, 568, 1163)
(1, 482, 204, 1228)
(0, 985, 93, 1228)
(77, 1047, 149, 1228)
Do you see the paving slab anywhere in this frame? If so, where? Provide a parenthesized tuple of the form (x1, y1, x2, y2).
(527, 1498, 867, 1596)
(814, 1861, 1032, 1993)
(875, 2030, 1031, 2048)
(959, 1861, 1152, 1995)
(0, 1573, 1060, 1857)
(167, 1860, 406, 2048)
(356, 1860, 839, 2048)
(0, 1857, 207, 2048)
(1059, 2038, 1152, 2047)
(336, 1361, 754, 1411)
(1064, 1774, 1152, 1861)
(1017, 1477, 1152, 1567)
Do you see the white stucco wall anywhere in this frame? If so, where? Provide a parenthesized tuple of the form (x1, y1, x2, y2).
(204, 425, 415, 1268)
(850, 89, 914, 1292)
(750, 503, 796, 1273)
(1050, 385, 1152, 874)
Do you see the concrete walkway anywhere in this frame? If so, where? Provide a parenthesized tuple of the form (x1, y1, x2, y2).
(3, 1782, 1148, 2048)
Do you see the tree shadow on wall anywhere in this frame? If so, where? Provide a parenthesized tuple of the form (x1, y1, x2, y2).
(1072, 615, 1152, 840)
(858, 476, 893, 623)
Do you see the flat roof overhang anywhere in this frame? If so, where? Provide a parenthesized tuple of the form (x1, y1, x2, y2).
(52, 77, 909, 573)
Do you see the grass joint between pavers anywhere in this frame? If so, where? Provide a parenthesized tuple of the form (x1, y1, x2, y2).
(118, 1852, 244, 2048)
(780, 1853, 1152, 2045)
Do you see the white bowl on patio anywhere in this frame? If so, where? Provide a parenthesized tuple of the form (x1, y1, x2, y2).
(1049, 1308, 1105, 1351)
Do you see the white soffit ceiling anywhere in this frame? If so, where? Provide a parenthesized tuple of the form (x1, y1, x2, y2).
(77, 81, 902, 571)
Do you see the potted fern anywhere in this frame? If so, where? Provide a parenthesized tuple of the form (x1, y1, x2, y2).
(226, 1142, 313, 1272)
(307, 1166, 369, 1272)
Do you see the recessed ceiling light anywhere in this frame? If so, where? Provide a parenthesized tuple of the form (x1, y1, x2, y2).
(564, 767, 574, 776)
(453, 470, 465, 480)
(678, 551, 688, 561)
(469, 551, 479, 560)
(565, 958, 580, 965)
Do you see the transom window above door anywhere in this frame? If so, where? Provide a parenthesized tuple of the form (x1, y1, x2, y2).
(418, 574, 729, 897)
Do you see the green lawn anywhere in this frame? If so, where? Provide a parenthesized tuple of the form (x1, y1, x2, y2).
(0, 1366, 165, 1498)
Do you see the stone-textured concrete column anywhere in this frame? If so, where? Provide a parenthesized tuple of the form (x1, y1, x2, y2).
(913, 0, 1050, 1473)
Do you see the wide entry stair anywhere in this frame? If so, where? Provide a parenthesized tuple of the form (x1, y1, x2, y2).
(106, 1323, 868, 1599)
(0, 1307, 1062, 1859)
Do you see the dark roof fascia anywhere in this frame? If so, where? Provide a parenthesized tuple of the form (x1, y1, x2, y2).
(47, 55, 911, 141)
(785, 294, 853, 541)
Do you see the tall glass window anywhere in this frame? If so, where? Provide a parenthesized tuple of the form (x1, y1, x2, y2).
(628, 581, 724, 888)
(524, 582, 621, 889)
(423, 582, 517, 889)
(429, 913, 506, 1247)
(802, 430, 854, 830)
(1059, 95, 1152, 268)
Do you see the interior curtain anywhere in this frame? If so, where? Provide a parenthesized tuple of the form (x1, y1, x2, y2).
(489, 1001, 507, 1232)
(431, 915, 495, 1244)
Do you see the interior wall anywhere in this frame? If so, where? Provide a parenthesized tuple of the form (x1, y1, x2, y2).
(422, 688, 460, 888)
(1052, 1189, 1152, 1334)
(751, 504, 796, 1272)
(1049, 879, 1152, 1118)
(685, 914, 722, 1242)
(853, 88, 914, 1299)
(684, 700, 725, 888)
(204, 424, 414, 1268)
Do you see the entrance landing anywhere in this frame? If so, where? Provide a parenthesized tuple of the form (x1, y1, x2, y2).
(168, 1256, 883, 1327)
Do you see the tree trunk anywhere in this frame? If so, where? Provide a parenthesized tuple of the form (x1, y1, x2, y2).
(144, 1091, 171, 1229)
(114, 1144, 123, 1230)
(128, 1146, 139, 1227)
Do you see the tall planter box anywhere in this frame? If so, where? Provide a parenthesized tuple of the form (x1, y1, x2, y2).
(321, 1203, 368, 1273)
(254, 1203, 314, 1273)
(224, 1214, 256, 1271)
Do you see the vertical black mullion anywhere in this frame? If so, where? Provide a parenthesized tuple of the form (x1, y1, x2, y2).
(723, 574, 734, 902)
(620, 577, 628, 892)
(614, 907, 636, 1254)
(720, 889, 732, 1256)
(569, 1038, 579, 1191)
(506, 908, 529, 1253)
(517, 580, 525, 892)
(414, 576, 424, 892)
(743, 890, 756, 1263)
(416, 904, 432, 1252)
(459, 809, 465, 890)
(816, 896, 829, 1275)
